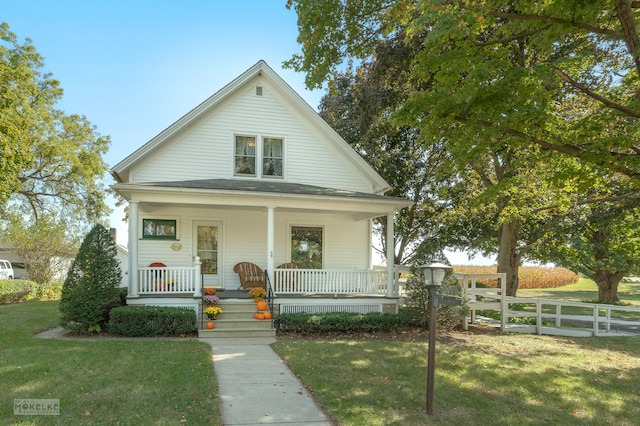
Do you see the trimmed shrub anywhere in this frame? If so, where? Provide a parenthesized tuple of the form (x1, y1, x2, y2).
(276, 311, 410, 334)
(403, 266, 467, 331)
(59, 224, 122, 333)
(0, 280, 39, 304)
(108, 306, 197, 337)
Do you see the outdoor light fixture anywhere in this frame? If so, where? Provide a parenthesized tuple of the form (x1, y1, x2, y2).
(418, 261, 452, 415)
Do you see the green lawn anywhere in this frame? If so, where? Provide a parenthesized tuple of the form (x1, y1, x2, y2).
(273, 331, 640, 425)
(0, 301, 220, 425)
(518, 278, 640, 306)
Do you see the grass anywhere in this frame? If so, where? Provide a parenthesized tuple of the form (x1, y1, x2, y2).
(518, 278, 640, 307)
(273, 331, 640, 425)
(0, 301, 220, 425)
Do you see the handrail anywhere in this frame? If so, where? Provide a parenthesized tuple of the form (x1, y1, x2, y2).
(264, 270, 275, 329)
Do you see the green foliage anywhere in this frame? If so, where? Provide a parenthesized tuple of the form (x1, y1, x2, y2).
(0, 22, 110, 226)
(276, 311, 410, 334)
(59, 224, 122, 332)
(0, 279, 38, 304)
(4, 213, 76, 286)
(108, 306, 197, 337)
(403, 267, 467, 330)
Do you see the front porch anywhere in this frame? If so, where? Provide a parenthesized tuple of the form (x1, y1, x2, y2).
(126, 261, 404, 316)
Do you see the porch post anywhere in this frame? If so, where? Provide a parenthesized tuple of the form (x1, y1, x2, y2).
(267, 206, 276, 287)
(128, 200, 139, 298)
(386, 212, 395, 298)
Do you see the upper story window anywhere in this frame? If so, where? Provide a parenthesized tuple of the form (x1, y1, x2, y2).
(263, 137, 283, 177)
(234, 134, 284, 178)
(235, 135, 256, 176)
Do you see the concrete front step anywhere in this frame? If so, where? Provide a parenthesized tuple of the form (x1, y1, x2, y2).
(198, 327, 276, 338)
(199, 299, 274, 338)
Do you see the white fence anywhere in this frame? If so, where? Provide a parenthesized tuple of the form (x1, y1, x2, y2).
(457, 272, 640, 337)
(137, 263, 200, 295)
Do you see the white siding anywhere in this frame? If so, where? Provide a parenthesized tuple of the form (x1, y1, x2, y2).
(135, 206, 371, 290)
(130, 76, 373, 193)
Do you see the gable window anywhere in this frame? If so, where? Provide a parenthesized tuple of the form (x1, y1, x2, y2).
(263, 137, 283, 177)
(235, 135, 256, 176)
(291, 226, 323, 269)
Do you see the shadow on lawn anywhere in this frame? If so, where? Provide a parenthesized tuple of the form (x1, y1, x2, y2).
(276, 328, 640, 425)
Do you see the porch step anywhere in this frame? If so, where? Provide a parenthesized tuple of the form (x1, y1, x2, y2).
(199, 299, 275, 338)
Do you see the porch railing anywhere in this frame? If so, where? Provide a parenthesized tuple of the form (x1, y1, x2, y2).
(273, 268, 390, 295)
(138, 258, 201, 295)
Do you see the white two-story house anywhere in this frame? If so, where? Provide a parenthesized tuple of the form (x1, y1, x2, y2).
(111, 60, 412, 316)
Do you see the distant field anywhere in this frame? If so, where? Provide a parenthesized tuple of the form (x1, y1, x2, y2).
(453, 265, 580, 289)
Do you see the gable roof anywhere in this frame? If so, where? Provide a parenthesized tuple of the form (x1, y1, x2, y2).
(111, 60, 391, 194)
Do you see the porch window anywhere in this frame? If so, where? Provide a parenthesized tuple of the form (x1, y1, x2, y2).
(235, 135, 256, 176)
(291, 226, 323, 269)
(142, 219, 177, 240)
(263, 137, 283, 177)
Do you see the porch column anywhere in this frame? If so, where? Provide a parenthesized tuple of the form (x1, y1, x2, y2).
(266, 206, 276, 287)
(386, 212, 395, 298)
(128, 200, 139, 298)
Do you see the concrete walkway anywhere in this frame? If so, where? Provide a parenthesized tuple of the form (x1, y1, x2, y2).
(199, 336, 333, 426)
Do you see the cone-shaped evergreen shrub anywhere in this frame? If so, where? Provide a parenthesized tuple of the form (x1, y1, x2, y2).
(60, 224, 122, 332)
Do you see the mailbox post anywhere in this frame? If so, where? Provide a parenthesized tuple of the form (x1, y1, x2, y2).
(419, 262, 452, 415)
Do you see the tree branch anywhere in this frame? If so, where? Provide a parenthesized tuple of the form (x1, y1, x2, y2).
(454, 116, 640, 179)
(554, 67, 640, 118)
(488, 11, 625, 39)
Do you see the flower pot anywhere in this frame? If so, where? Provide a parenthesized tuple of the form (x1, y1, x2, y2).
(206, 321, 214, 329)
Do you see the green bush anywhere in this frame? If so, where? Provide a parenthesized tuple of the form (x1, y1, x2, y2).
(108, 306, 197, 337)
(59, 224, 122, 333)
(403, 266, 468, 331)
(0, 280, 39, 304)
(36, 280, 63, 301)
(276, 311, 410, 334)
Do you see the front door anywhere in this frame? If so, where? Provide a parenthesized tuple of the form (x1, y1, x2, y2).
(194, 221, 222, 288)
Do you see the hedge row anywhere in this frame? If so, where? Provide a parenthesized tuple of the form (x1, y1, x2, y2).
(0, 280, 39, 304)
(276, 311, 410, 334)
(108, 306, 197, 337)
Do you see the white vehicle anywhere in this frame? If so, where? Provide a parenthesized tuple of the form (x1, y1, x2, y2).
(0, 260, 14, 280)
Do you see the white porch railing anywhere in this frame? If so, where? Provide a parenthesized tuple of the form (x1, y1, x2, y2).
(138, 258, 201, 295)
(273, 268, 391, 295)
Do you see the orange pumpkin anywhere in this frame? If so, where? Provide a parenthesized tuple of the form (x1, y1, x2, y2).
(256, 301, 268, 311)
(253, 313, 261, 319)
(206, 321, 215, 329)
(256, 313, 265, 320)
(204, 288, 217, 295)
(263, 311, 272, 319)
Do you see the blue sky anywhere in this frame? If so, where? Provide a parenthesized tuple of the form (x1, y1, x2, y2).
(2, 1, 491, 265)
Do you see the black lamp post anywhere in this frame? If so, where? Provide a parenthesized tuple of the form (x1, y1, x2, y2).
(419, 261, 452, 415)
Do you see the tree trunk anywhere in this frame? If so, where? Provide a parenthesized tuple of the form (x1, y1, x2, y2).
(496, 220, 521, 296)
(592, 269, 625, 304)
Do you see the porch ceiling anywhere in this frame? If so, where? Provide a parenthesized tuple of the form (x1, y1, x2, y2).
(113, 178, 412, 219)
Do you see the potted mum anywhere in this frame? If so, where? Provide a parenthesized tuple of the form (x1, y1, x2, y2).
(203, 294, 220, 306)
(204, 306, 223, 320)
(248, 287, 266, 302)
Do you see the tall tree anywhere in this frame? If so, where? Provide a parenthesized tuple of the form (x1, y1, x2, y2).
(4, 212, 77, 286)
(285, 1, 640, 182)
(286, 0, 640, 294)
(318, 32, 453, 265)
(0, 22, 110, 227)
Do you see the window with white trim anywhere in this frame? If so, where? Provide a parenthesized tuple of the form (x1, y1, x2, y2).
(234, 135, 256, 176)
(291, 226, 323, 269)
(263, 137, 283, 177)
(234, 135, 284, 178)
